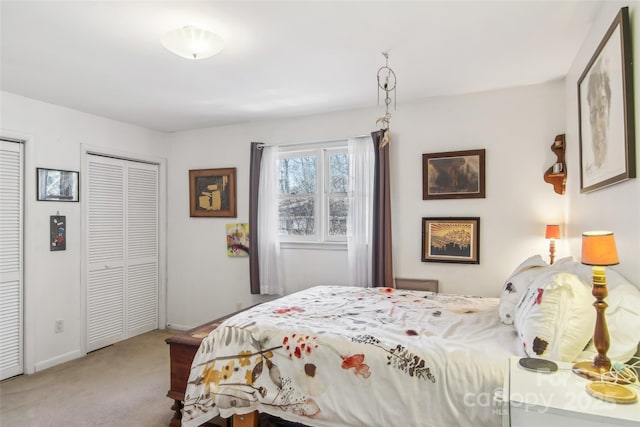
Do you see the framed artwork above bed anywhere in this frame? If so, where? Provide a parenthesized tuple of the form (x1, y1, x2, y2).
(422, 217, 480, 264)
(578, 7, 635, 193)
(422, 149, 485, 200)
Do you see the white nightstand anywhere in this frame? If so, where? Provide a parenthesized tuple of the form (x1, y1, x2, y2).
(502, 356, 639, 427)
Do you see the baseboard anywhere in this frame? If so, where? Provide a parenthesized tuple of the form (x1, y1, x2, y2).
(35, 349, 83, 372)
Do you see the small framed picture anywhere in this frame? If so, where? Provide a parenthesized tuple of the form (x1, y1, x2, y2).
(422, 217, 480, 264)
(189, 168, 237, 217)
(422, 149, 485, 200)
(226, 223, 249, 257)
(50, 215, 66, 251)
(37, 168, 79, 202)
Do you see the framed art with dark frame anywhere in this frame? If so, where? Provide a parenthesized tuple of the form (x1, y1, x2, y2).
(578, 7, 635, 193)
(37, 168, 79, 202)
(422, 149, 485, 200)
(189, 167, 237, 217)
(421, 217, 480, 264)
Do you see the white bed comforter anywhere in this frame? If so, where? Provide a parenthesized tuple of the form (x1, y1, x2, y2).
(182, 286, 520, 427)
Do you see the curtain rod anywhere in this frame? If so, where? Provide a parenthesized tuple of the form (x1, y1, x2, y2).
(256, 133, 370, 149)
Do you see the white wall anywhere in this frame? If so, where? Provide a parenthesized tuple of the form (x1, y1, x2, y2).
(166, 80, 567, 329)
(0, 91, 167, 372)
(4, 2, 638, 372)
(565, 2, 640, 287)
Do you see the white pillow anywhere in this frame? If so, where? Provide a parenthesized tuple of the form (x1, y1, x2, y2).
(552, 261, 630, 290)
(498, 256, 573, 324)
(581, 283, 640, 362)
(514, 272, 595, 362)
(498, 255, 548, 324)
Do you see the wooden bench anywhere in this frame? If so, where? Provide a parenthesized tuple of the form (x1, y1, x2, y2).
(166, 307, 259, 427)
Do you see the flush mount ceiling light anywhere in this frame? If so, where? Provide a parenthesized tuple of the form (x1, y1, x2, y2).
(161, 26, 224, 60)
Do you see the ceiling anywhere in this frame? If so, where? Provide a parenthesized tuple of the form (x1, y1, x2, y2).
(1, 1, 604, 133)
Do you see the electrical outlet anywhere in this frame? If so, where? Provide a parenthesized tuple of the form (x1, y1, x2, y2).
(55, 320, 64, 333)
(236, 303, 242, 311)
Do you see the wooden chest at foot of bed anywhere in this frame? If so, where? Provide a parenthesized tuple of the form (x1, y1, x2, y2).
(166, 306, 258, 427)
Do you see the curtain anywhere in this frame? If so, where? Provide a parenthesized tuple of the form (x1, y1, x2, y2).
(256, 145, 284, 294)
(347, 135, 374, 287)
(249, 142, 263, 294)
(371, 129, 394, 287)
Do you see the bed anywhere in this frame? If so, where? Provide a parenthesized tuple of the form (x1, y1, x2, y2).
(179, 257, 640, 427)
(181, 285, 520, 427)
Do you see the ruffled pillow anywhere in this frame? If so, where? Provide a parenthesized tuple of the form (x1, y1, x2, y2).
(498, 255, 548, 324)
(514, 272, 595, 362)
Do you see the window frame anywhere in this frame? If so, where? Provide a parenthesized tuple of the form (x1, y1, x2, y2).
(278, 140, 348, 246)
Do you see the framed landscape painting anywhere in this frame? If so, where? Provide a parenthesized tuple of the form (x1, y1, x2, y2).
(422, 149, 485, 200)
(422, 217, 480, 264)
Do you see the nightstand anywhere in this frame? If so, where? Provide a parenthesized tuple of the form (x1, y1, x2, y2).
(503, 356, 639, 427)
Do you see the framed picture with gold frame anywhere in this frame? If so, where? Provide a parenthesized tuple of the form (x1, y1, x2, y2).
(189, 168, 237, 217)
(421, 217, 480, 264)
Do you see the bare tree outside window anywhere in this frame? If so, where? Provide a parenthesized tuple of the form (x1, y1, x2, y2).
(279, 156, 317, 236)
(278, 148, 349, 240)
(328, 153, 348, 236)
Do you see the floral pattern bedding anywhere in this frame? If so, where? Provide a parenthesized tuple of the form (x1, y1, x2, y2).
(182, 286, 519, 427)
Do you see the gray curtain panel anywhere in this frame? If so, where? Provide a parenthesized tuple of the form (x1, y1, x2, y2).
(371, 129, 394, 287)
(249, 142, 264, 294)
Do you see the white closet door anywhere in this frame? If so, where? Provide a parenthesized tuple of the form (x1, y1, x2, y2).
(126, 162, 158, 337)
(86, 155, 158, 352)
(0, 140, 23, 380)
(87, 156, 126, 351)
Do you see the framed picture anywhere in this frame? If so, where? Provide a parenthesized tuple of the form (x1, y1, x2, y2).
(189, 168, 237, 217)
(578, 7, 635, 193)
(422, 149, 485, 200)
(226, 223, 249, 257)
(37, 168, 79, 202)
(50, 215, 66, 251)
(421, 217, 480, 264)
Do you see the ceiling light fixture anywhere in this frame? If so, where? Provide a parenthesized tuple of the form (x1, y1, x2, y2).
(161, 26, 224, 60)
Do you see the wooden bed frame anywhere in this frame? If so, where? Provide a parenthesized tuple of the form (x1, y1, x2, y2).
(165, 307, 260, 427)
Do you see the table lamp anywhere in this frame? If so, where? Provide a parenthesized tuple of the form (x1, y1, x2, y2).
(545, 225, 560, 264)
(572, 231, 618, 381)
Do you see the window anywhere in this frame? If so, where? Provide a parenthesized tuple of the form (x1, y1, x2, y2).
(278, 142, 348, 243)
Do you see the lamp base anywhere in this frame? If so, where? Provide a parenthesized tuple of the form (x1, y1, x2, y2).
(572, 360, 634, 384)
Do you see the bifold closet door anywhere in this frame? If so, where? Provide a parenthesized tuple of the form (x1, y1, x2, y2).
(0, 140, 23, 380)
(86, 155, 158, 352)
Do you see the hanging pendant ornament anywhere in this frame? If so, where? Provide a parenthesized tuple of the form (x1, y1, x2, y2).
(377, 52, 396, 147)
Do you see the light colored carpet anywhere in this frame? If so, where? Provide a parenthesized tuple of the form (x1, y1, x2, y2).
(0, 329, 183, 427)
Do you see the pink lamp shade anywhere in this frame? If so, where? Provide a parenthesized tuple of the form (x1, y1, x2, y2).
(581, 231, 619, 266)
(545, 225, 560, 239)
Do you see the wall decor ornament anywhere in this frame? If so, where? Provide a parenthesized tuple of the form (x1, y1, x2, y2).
(37, 168, 79, 202)
(189, 168, 237, 217)
(50, 215, 66, 251)
(422, 217, 480, 264)
(422, 149, 485, 200)
(376, 51, 396, 136)
(578, 7, 635, 193)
